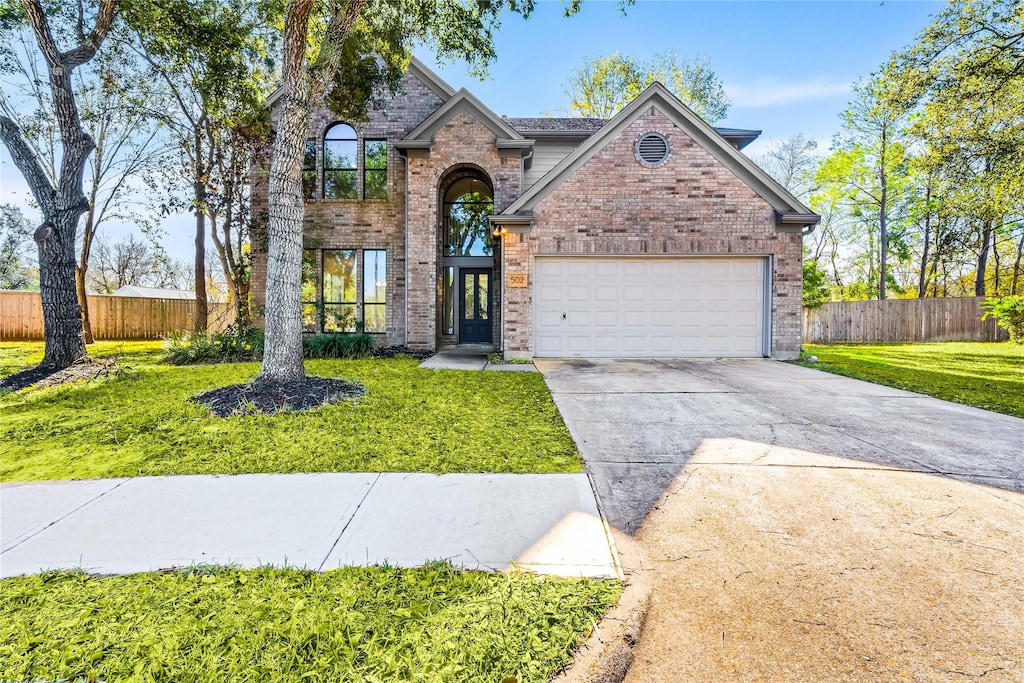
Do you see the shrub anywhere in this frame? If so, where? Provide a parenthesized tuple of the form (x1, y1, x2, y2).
(302, 333, 375, 359)
(163, 324, 265, 365)
(982, 296, 1024, 343)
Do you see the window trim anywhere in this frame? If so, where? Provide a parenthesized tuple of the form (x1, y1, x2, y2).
(322, 122, 358, 200)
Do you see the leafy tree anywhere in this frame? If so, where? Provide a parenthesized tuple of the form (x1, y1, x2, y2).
(818, 77, 914, 300)
(887, 0, 1024, 297)
(0, 203, 38, 289)
(0, 0, 117, 368)
(802, 251, 829, 308)
(1, 27, 170, 342)
(563, 51, 730, 122)
(122, 0, 272, 333)
(258, 0, 600, 382)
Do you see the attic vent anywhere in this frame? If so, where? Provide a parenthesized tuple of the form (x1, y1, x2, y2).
(636, 132, 670, 166)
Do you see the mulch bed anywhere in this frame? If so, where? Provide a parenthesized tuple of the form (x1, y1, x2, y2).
(0, 357, 119, 392)
(370, 346, 433, 360)
(193, 377, 366, 417)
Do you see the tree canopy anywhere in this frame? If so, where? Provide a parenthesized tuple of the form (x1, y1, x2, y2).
(563, 51, 730, 122)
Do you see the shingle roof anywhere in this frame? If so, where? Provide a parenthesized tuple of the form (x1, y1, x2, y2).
(503, 117, 608, 133)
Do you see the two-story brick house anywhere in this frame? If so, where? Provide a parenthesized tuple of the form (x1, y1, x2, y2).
(250, 57, 819, 360)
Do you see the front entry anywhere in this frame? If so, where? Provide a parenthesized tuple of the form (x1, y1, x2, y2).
(459, 268, 492, 343)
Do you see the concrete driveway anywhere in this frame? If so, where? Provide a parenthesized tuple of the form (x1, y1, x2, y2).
(537, 358, 1024, 682)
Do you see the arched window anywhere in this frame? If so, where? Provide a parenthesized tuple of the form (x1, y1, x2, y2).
(323, 122, 357, 199)
(443, 177, 493, 257)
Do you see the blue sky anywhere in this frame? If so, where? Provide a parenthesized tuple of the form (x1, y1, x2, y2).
(1, 0, 943, 263)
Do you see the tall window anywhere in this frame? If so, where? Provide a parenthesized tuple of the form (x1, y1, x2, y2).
(302, 139, 317, 199)
(443, 177, 493, 256)
(301, 249, 318, 332)
(323, 249, 357, 331)
(363, 140, 387, 200)
(323, 123, 357, 199)
(363, 250, 387, 332)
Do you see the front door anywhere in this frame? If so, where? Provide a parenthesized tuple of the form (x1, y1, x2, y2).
(459, 268, 492, 343)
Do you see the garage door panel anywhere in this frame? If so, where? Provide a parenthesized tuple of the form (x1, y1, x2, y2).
(538, 285, 564, 302)
(567, 261, 591, 277)
(534, 257, 766, 358)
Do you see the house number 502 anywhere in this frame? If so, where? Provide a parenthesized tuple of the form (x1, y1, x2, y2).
(507, 273, 528, 288)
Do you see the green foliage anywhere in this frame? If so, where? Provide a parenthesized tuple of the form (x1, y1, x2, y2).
(802, 342, 1024, 418)
(982, 296, 1024, 342)
(0, 203, 37, 290)
(802, 257, 830, 308)
(163, 324, 265, 364)
(563, 50, 730, 122)
(0, 341, 582, 480)
(0, 566, 621, 683)
(302, 333, 375, 359)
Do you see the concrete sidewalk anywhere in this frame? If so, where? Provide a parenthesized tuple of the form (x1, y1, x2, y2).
(0, 473, 618, 579)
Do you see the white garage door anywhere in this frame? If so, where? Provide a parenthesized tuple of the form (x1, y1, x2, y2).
(534, 257, 767, 358)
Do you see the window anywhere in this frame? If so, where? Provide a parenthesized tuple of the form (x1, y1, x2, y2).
(362, 250, 386, 332)
(442, 266, 455, 335)
(323, 123, 357, 199)
(302, 139, 317, 199)
(301, 249, 318, 332)
(363, 140, 387, 200)
(323, 249, 357, 332)
(443, 177, 493, 256)
(300, 248, 386, 334)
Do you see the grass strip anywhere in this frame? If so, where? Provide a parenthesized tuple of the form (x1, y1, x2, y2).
(802, 342, 1024, 418)
(0, 565, 621, 683)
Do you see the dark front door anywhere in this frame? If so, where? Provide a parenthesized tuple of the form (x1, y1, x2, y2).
(459, 268, 492, 343)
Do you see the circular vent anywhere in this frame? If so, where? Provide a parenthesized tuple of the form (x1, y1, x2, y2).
(636, 132, 670, 166)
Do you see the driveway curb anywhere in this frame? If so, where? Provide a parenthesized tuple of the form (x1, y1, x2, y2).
(552, 529, 651, 683)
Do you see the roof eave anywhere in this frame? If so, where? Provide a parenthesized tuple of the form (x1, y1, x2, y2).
(775, 211, 821, 235)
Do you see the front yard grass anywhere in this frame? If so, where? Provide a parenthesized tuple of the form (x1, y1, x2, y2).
(0, 565, 621, 683)
(0, 341, 581, 481)
(803, 342, 1024, 418)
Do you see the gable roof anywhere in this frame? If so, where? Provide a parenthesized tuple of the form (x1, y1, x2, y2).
(396, 88, 530, 153)
(266, 55, 454, 110)
(505, 117, 607, 137)
(499, 82, 818, 228)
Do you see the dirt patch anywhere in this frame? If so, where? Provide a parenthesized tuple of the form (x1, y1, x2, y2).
(0, 357, 119, 392)
(193, 377, 366, 416)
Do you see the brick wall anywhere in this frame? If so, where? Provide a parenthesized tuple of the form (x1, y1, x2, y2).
(506, 107, 803, 359)
(404, 111, 522, 349)
(250, 71, 446, 346)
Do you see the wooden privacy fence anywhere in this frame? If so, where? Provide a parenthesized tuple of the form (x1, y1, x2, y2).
(0, 291, 236, 341)
(803, 297, 1008, 344)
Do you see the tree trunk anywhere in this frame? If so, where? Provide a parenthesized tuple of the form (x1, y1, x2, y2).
(194, 204, 208, 334)
(75, 264, 94, 344)
(917, 183, 931, 299)
(194, 125, 209, 335)
(259, 96, 309, 382)
(975, 222, 992, 297)
(1011, 229, 1024, 296)
(37, 211, 87, 368)
(77, 204, 97, 343)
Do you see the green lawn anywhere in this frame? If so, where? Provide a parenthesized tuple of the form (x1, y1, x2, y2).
(802, 342, 1024, 418)
(0, 341, 581, 481)
(0, 565, 620, 683)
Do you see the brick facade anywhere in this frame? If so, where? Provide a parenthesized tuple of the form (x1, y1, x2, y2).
(404, 112, 521, 349)
(251, 71, 445, 346)
(504, 107, 802, 359)
(250, 72, 806, 359)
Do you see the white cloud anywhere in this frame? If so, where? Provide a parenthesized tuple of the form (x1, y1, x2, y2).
(726, 79, 852, 108)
